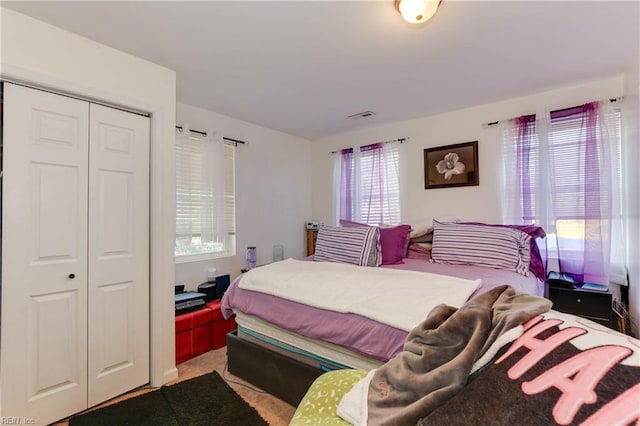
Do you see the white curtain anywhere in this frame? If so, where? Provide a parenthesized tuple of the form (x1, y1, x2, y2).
(500, 111, 554, 227)
(175, 126, 229, 252)
(200, 131, 227, 245)
(500, 101, 627, 285)
(602, 102, 628, 285)
(175, 125, 193, 246)
(332, 151, 343, 225)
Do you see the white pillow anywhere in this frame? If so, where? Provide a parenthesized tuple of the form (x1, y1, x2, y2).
(408, 215, 459, 238)
(313, 225, 381, 267)
(431, 220, 531, 276)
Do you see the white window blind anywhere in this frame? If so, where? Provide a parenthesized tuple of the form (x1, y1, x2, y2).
(359, 143, 401, 225)
(175, 130, 236, 260)
(502, 109, 622, 226)
(548, 111, 621, 220)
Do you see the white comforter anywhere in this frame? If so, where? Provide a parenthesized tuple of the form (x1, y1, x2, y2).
(238, 258, 481, 332)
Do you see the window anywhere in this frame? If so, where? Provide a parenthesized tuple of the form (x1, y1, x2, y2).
(175, 128, 236, 262)
(546, 108, 622, 245)
(501, 101, 625, 285)
(335, 142, 402, 225)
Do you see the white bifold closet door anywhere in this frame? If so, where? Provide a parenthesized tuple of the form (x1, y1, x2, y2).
(87, 102, 150, 406)
(1, 83, 150, 425)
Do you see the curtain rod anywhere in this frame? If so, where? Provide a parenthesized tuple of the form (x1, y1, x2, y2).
(483, 97, 625, 127)
(331, 138, 407, 154)
(176, 125, 246, 145)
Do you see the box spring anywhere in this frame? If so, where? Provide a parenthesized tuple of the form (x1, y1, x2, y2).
(226, 331, 326, 406)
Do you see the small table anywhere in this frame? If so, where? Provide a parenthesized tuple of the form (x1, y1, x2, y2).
(547, 284, 613, 329)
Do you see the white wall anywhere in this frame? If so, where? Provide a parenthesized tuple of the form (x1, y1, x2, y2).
(1, 8, 178, 387)
(624, 56, 640, 337)
(312, 76, 625, 227)
(175, 103, 313, 290)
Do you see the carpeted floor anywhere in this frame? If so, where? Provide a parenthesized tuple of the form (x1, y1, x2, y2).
(54, 348, 296, 426)
(68, 371, 267, 426)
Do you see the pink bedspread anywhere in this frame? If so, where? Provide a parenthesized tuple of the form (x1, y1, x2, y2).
(221, 256, 542, 362)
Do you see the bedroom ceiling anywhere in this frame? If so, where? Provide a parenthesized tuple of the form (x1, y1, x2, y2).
(3, 1, 638, 140)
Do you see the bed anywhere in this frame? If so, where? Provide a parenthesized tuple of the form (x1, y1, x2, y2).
(222, 220, 552, 405)
(222, 220, 639, 424)
(223, 254, 543, 367)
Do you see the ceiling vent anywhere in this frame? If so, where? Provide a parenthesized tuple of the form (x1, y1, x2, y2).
(348, 111, 376, 120)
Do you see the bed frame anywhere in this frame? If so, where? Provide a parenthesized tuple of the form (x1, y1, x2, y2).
(226, 331, 326, 406)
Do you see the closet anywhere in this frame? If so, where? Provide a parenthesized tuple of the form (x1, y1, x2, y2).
(1, 83, 150, 425)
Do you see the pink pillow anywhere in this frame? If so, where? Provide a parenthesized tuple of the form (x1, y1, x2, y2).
(379, 225, 412, 265)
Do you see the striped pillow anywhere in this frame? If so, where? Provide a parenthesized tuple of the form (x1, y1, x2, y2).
(431, 221, 531, 276)
(313, 225, 381, 267)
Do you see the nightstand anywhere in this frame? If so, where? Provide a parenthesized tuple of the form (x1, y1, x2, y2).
(548, 285, 613, 328)
(306, 228, 318, 256)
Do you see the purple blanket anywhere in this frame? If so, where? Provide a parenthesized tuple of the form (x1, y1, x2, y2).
(221, 258, 543, 362)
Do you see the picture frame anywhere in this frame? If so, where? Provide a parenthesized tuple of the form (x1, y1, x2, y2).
(424, 141, 479, 189)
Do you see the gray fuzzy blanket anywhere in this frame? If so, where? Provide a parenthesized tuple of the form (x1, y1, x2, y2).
(338, 285, 552, 425)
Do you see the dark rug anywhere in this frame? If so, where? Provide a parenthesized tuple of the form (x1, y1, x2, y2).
(69, 371, 268, 426)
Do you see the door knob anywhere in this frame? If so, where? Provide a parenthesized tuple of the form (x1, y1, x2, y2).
(68, 273, 76, 279)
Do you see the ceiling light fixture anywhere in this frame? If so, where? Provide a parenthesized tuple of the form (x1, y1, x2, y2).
(396, 0, 441, 25)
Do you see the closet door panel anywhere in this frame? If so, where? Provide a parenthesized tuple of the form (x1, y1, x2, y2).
(87, 103, 150, 406)
(99, 169, 134, 255)
(29, 290, 82, 392)
(93, 280, 135, 368)
(31, 163, 81, 262)
(1, 83, 89, 424)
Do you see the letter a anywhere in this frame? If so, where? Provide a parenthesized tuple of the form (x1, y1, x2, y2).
(521, 345, 632, 425)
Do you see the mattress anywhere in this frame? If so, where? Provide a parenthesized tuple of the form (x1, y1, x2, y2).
(235, 312, 382, 371)
(222, 257, 542, 362)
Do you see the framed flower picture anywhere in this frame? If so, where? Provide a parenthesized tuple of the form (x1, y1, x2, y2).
(424, 141, 479, 189)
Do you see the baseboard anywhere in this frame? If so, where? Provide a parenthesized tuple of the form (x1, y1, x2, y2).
(160, 367, 179, 385)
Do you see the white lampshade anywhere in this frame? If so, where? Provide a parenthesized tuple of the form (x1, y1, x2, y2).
(396, 0, 441, 24)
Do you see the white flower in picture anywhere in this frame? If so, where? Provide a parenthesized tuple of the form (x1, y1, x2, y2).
(435, 152, 465, 180)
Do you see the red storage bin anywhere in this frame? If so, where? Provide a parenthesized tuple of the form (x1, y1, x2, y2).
(175, 308, 213, 365)
(207, 300, 238, 349)
(175, 314, 193, 365)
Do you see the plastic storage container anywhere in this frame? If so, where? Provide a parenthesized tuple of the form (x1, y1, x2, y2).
(245, 246, 257, 269)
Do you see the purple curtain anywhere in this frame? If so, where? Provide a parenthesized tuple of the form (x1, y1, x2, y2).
(513, 114, 548, 275)
(515, 114, 537, 222)
(550, 102, 608, 284)
(339, 148, 354, 221)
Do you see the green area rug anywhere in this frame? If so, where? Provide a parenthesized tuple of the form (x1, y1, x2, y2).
(69, 371, 268, 426)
